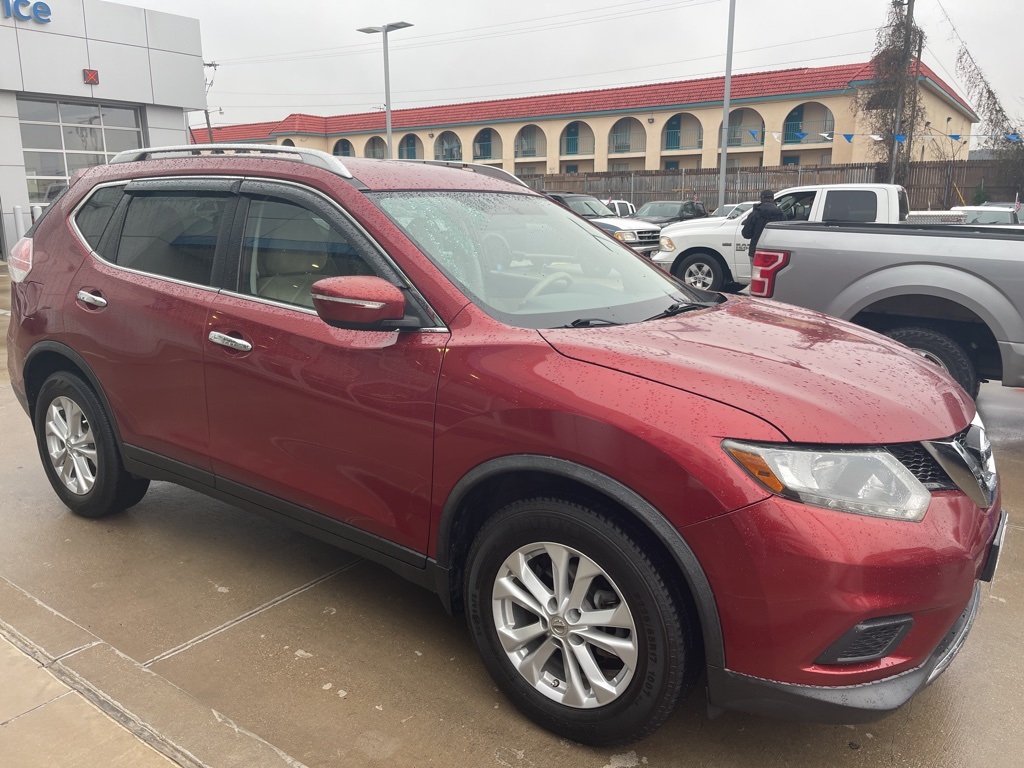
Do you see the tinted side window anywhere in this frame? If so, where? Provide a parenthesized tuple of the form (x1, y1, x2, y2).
(822, 190, 878, 223)
(75, 186, 125, 251)
(116, 192, 230, 286)
(241, 197, 375, 308)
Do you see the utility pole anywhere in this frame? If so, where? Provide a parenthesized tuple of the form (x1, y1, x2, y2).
(203, 61, 219, 143)
(717, 0, 737, 209)
(888, 0, 916, 183)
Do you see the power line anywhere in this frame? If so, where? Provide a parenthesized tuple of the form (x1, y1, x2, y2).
(211, 26, 877, 100)
(221, 0, 719, 66)
(195, 48, 875, 115)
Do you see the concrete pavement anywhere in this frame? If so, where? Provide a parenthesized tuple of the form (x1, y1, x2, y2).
(0, 260, 1021, 767)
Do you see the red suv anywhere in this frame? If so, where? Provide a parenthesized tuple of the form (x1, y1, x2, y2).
(6, 145, 1006, 746)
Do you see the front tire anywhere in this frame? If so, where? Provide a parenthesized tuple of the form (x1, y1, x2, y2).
(883, 326, 979, 399)
(674, 252, 725, 291)
(465, 498, 698, 746)
(34, 372, 150, 518)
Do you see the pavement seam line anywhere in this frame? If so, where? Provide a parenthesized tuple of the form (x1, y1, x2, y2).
(143, 562, 360, 668)
(0, 573, 101, 644)
(45, 639, 104, 666)
(0, 690, 74, 728)
(0, 624, 208, 768)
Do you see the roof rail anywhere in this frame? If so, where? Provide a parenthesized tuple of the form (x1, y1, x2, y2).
(398, 159, 530, 188)
(108, 144, 354, 179)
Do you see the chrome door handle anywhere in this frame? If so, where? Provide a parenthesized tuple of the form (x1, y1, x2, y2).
(76, 290, 107, 308)
(208, 331, 253, 353)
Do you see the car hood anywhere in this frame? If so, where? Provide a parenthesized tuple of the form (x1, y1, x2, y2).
(661, 217, 737, 235)
(593, 215, 660, 232)
(635, 214, 680, 225)
(539, 296, 971, 444)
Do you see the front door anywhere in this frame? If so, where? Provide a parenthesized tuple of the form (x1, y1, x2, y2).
(204, 183, 448, 554)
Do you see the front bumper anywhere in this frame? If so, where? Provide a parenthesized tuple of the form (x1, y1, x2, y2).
(707, 580, 984, 723)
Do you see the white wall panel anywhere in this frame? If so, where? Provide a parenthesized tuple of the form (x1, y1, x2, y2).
(0, 27, 23, 91)
(88, 39, 152, 103)
(84, 0, 146, 46)
(145, 9, 201, 56)
(16, 29, 92, 99)
(149, 50, 205, 110)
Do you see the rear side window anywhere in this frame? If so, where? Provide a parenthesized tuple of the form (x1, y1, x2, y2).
(116, 192, 231, 286)
(75, 186, 125, 250)
(822, 190, 878, 223)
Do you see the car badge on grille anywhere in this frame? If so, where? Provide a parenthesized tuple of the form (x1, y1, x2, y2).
(922, 417, 998, 508)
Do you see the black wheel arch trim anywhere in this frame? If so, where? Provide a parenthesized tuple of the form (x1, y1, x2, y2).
(436, 454, 725, 667)
(22, 341, 126, 448)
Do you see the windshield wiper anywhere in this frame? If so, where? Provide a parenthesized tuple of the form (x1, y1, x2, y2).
(564, 317, 621, 328)
(645, 300, 718, 321)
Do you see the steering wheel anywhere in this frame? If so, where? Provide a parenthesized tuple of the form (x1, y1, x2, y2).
(522, 271, 575, 303)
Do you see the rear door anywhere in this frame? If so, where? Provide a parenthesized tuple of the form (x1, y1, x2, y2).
(204, 180, 448, 555)
(65, 177, 238, 472)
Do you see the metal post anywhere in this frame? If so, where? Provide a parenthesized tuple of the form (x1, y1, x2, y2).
(13, 206, 26, 238)
(382, 26, 393, 159)
(888, 0, 916, 183)
(204, 109, 215, 144)
(717, 0, 737, 209)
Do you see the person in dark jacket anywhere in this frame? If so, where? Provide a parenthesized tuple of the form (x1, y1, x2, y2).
(742, 189, 785, 260)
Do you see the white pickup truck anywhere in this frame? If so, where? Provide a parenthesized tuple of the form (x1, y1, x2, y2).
(652, 183, 910, 290)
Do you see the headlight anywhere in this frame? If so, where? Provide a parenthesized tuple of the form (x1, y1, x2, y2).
(613, 231, 639, 243)
(723, 440, 930, 521)
(659, 235, 675, 251)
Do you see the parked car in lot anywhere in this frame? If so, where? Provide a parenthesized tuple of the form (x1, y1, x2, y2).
(545, 192, 661, 257)
(951, 205, 1021, 225)
(654, 183, 909, 290)
(632, 199, 708, 226)
(601, 198, 636, 217)
(6, 145, 1005, 747)
(709, 201, 755, 219)
(752, 219, 1024, 399)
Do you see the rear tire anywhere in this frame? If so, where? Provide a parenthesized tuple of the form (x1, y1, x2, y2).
(465, 497, 698, 746)
(34, 372, 150, 518)
(674, 252, 725, 291)
(883, 326, 979, 399)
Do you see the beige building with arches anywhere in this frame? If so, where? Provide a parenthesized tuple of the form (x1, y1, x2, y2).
(193, 60, 977, 176)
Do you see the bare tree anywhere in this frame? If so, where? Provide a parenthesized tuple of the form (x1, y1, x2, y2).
(853, 2, 926, 184)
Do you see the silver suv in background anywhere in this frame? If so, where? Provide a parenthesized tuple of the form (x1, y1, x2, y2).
(546, 192, 661, 257)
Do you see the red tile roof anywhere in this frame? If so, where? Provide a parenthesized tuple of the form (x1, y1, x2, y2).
(190, 60, 975, 144)
(188, 120, 279, 144)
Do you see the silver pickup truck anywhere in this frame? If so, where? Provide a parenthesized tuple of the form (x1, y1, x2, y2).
(752, 221, 1024, 399)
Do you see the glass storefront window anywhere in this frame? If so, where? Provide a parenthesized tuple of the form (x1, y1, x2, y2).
(23, 152, 67, 177)
(20, 123, 63, 150)
(17, 97, 144, 206)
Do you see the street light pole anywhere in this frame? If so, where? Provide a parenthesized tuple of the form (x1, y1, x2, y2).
(358, 21, 413, 160)
(717, 0, 737, 210)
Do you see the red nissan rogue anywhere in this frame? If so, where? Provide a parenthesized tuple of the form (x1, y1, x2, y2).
(5, 145, 1006, 746)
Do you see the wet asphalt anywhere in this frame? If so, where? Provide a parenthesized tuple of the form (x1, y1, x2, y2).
(0, 266, 1020, 767)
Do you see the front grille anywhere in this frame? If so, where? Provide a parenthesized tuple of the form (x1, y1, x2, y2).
(887, 443, 956, 490)
(816, 615, 915, 665)
(636, 230, 660, 245)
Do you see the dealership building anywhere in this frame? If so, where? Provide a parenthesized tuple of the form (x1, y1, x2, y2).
(1, 0, 206, 252)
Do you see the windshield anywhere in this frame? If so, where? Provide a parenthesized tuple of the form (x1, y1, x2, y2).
(370, 191, 709, 329)
(637, 202, 683, 216)
(727, 202, 754, 219)
(961, 210, 1016, 224)
(564, 196, 615, 218)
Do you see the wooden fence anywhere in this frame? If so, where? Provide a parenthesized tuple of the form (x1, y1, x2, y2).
(523, 160, 1018, 211)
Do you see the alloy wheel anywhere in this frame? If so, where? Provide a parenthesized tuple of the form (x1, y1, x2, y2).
(491, 542, 638, 709)
(45, 396, 97, 495)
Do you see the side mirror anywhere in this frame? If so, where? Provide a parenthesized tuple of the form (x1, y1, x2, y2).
(310, 276, 406, 330)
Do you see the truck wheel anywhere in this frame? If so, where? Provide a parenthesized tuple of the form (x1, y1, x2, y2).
(465, 498, 698, 746)
(883, 327, 980, 399)
(674, 252, 724, 291)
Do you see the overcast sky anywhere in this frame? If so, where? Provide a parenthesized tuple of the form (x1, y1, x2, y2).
(119, 0, 1021, 132)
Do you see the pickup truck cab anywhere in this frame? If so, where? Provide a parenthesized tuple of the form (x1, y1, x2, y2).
(653, 184, 910, 290)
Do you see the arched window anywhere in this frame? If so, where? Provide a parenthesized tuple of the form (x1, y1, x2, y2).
(280, 139, 295, 147)
(332, 139, 353, 156)
(434, 131, 462, 161)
